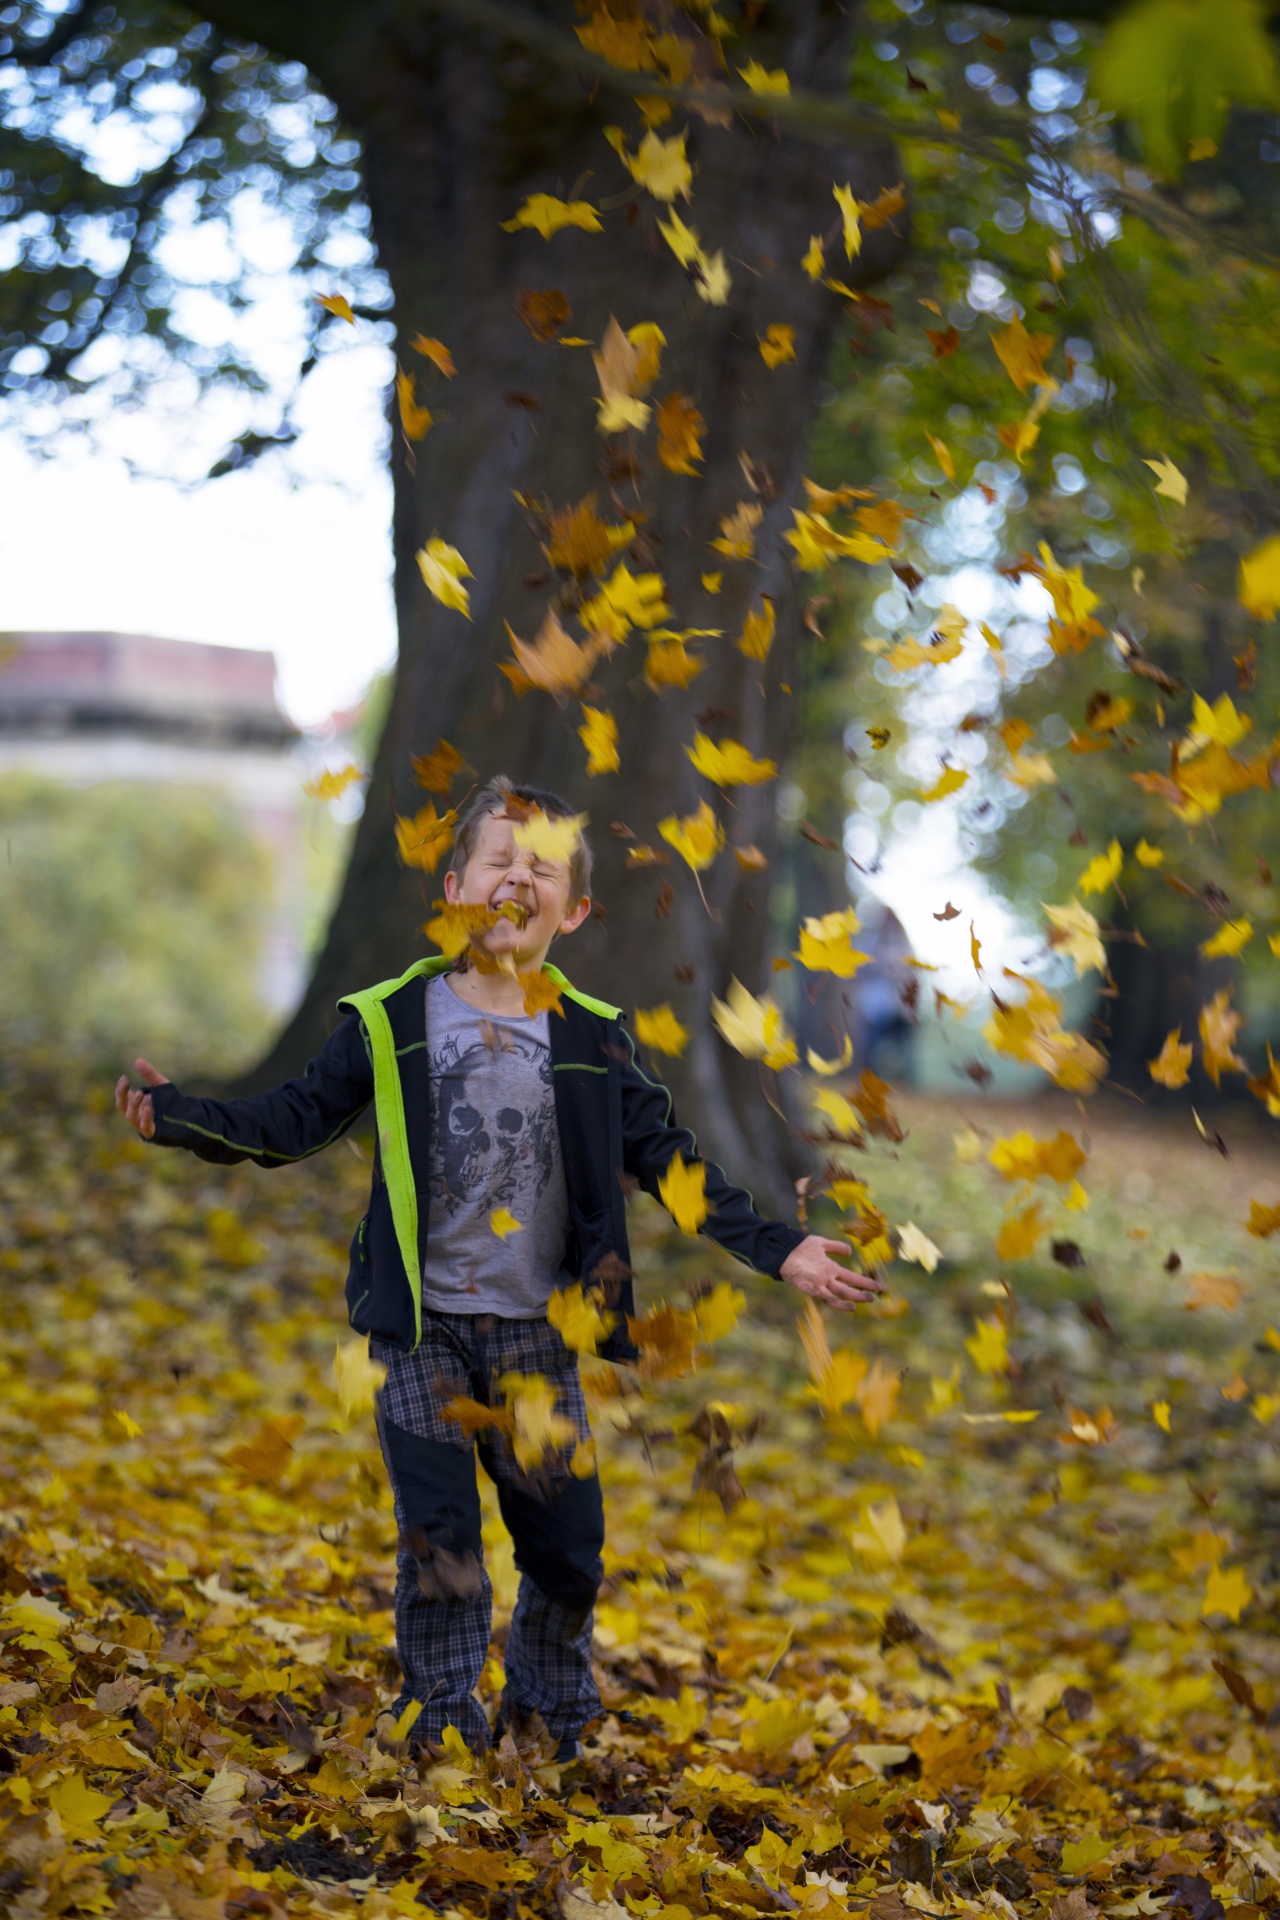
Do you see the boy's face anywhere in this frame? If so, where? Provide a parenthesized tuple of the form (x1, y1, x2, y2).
(444, 808, 591, 966)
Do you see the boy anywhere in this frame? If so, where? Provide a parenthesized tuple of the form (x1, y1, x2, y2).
(116, 778, 878, 1762)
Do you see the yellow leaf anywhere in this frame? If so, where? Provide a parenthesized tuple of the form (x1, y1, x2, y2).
(795, 906, 870, 978)
(635, 1003, 690, 1057)
(395, 801, 457, 873)
(304, 762, 365, 802)
(738, 598, 777, 661)
(547, 1283, 615, 1356)
(711, 499, 764, 560)
(966, 1315, 1009, 1375)
(743, 1697, 815, 1755)
(578, 704, 619, 777)
(656, 389, 705, 474)
(424, 899, 500, 959)
(1248, 1199, 1280, 1238)
(1144, 455, 1187, 505)
(807, 1035, 853, 1075)
(1148, 1027, 1193, 1088)
(1062, 1838, 1115, 1875)
(410, 333, 456, 376)
(619, 128, 691, 203)
(1253, 1393, 1280, 1424)
(490, 1208, 523, 1240)
(857, 1360, 902, 1438)
(989, 1129, 1085, 1185)
(997, 1203, 1045, 1260)
(693, 1280, 745, 1342)
(112, 1408, 143, 1439)
(1078, 839, 1123, 896)
(712, 977, 798, 1071)
(926, 432, 955, 480)
(1152, 1400, 1172, 1432)
(657, 211, 733, 304)
(739, 60, 791, 94)
(1239, 531, 1280, 619)
(499, 1371, 577, 1472)
(644, 633, 706, 691)
(512, 807, 586, 866)
(580, 560, 670, 639)
(1184, 1270, 1247, 1311)
(502, 193, 603, 238)
(686, 732, 777, 787)
(650, 1685, 702, 1745)
(1064, 1179, 1089, 1211)
(1043, 898, 1105, 975)
(990, 314, 1057, 393)
(1189, 691, 1251, 749)
(396, 366, 433, 441)
(702, 569, 722, 593)
(333, 1337, 386, 1427)
(1201, 918, 1253, 958)
(853, 1494, 906, 1561)
(47, 1771, 116, 1840)
(1200, 987, 1245, 1086)
(416, 536, 473, 617)
(506, 609, 614, 695)
(317, 292, 355, 323)
(1202, 1562, 1253, 1623)
(921, 766, 968, 802)
(833, 182, 862, 258)
(1135, 838, 1164, 866)
(897, 1221, 940, 1272)
(802, 233, 825, 279)
(659, 798, 725, 872)
(759, 322, 796, 367)
(658, 1150, 709, 1235)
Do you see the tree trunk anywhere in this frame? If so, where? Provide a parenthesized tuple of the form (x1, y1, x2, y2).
(235, 0, 905, 1206)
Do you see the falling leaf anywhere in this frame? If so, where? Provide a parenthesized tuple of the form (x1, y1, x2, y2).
(759, 323, 797, 367)
(966, 1315, 1009, 1375)
(1135, 838, 1164, 867)
(1201, 918, 1252, 958)
(579, 561, 670, 639)
(616, 126, 691, 202)
(657, 211, 732, 304)
(505, 609, 614, 696)
(1184, 1270, 1247, 1310)
(518, 967, 565, 1017)
(1238, 532, 1280, 619)
(656, 390, 705, 473)
(712, 977, 798, 1070)
(1199, 987, 1245, 1086)
(1202, 1562, 1253, 1622)
(333, 1337, 386, 1427)
(1247, 1200, 1280, 1238)
(410, 333, 456, 376)
(832, 182, 862, 259)
(927, 432, 955, 480)
(897, 1222, 941, 1272)
(711, 499, 764, 560)
(738, 599, 777, 662)
(411, 739, 464, 793)
(512, 809, 586, 866)
(739, 59, 791, 93)
(1043, 899, 1106, 975)
(396, 366, 434, 440)
(989, 1130, 1085, 1185)
(658, 1150, 709, 1235)
(502, 194, 603, 238)
(515, 285, 572, 340)
(304, 762, 365, 803)
(990, 314, 1057, 393)
(547, 1283, 615, 1356)
(659, 799, 725, 872)
(1079, 839, 1123, 897)
(795, 906, 870, 978)
(112, 1408, 143, 1439)
(806, 1035, 853, 1074)
(593, 315, 665, 432)
(499, 1371, 577, 1472)
(1149, 1027, 1193, 1088)
(1152, 1400, 1172, 1432)
(1144, 455, 1187, 504)
(693, 1280, 745, 1342)
(635, 1004, 690, 1057)
(416, 536, 473, 617)
(578, 705, 620, 776)
(490, 1208, 523, 1240)
(921, 766, 968, 802)
(686, 732, 777, 787)
(802, 233, 825, 278)
(395, 801, 457, 873)
(317, 292, 355, 323)
(997, 1202, 1046, 1260)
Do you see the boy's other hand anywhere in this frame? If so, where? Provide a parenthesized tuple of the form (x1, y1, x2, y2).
(114, 1059, 170, 1140)
(780, 1235, 883, 1311)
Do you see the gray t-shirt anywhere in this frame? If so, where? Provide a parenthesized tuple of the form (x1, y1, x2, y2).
(420, 972, 571, 1317)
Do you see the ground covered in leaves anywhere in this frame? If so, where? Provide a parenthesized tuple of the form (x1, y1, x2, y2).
(2, 1065, 1279, 1919)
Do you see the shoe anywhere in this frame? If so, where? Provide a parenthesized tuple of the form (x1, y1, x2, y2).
(553, 1735, 583, 1765)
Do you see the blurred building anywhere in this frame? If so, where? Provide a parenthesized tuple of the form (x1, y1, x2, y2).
(0, 630, 312, 1012)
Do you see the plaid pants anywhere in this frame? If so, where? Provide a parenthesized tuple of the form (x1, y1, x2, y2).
(371, 1309, 604, 1749)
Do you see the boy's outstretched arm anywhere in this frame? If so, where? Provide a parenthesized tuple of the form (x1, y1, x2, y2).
(618, 1026, 883, 1312)
(113, 1018, 374, 1167)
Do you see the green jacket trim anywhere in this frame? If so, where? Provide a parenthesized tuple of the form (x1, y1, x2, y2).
(338, 954, 621, 1350)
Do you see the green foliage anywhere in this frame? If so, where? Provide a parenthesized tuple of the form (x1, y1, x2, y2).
(0, 775, 273, 1072)
(1093, 0, 1280, 179)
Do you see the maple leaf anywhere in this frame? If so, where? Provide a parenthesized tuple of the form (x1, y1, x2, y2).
(852, 1493, 906, 1559)
(795, 906, 870, 978)
(416, 536, 473, 617)
(1025, 544, 1105, 653)
(580, 561, 670, 639)
(921, 766, 968, 802)
(502, 193, 602, 238)
(424, 899, 499, 958)
(799, 1301, 868, 1418)
(616, 127, 691, 202)
(897, 1222, 941, 1272)
(1078, 838, 1123, 896)
(1252, 1044, 1280, 1114)
(112, 1407, 143, 1438)
(984, 971, 1107, 1092)
(410, 333, 456, 376)
(1043, 899, 1105, 975)
(1189, 691, 1251, 749)
(515, 285, 572, 340)
(226, 1415, 301, 1485)
(1149, 1028, 1193, 1088)
(511, 808, 586, 869)
(578, 705, 619, 776)
(304, 763, 365, 802)
(1135, 837, 1164, 866)
(1144, 455, 1187, 504)
(656, 390, 705, 473)
(1200, 917, 1252, 958)
(395, 801, 457, 873)
(693, 1281, 745, 1342)
(1239, 531, 1280, 618)
(927, 431, 955, 480)
(739, 59, 791, 93)
(802, 233, 825, 278)
(712, 977, 798, 1070)
(759, 323, 797, 367)
(1152, 1400, 1172, 1432)
(990, 314, 1057, 393)
(1199, 987, 1245, 1086)
(650, 1685, 703, 1744)
(505, 609, 613, 697)
(498, 1370, 577, 1472)
(926, 323, 961, 357)
(832, 182, 862, 258)
(966, 1315, 1009, 1375)
(396, 367, 433, 441)
(738, 598, 776, 662)
(659, 798, 725, 872)
(593, 315, 664, 432)
(657, 211, 733, 304)
(545, 496, 635, 577)
(711, 500, 764, 560)
(659, 1150, 710, 1235)
(1184, 1270, 1247, 1310)
(628, 1301, 701, 1380)
(411, 738, 464, 793)
(635, 1003, 690, 1057)
(644, 633, 706, 690)
(489, 1207, 523, 1240)
(997, 1201, 1045, 1260)
(518, 967, 565, 1017)
(333, 1336, 386, 1428)
(686, 732, 777, 787)
(48, 1771, 115, 1840)
(316, 291, 355, 323)
(989, 1129, 1085, 1185)
(1202, 1562, 1253, 1623)
(547, 1283, 615, 1356)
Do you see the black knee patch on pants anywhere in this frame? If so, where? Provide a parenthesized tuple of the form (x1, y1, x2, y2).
(496, 1471, 604, 1610)
(382, 1420, 482, 1560)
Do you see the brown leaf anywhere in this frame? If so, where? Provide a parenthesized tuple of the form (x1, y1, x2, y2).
(516, 286, 571, 341)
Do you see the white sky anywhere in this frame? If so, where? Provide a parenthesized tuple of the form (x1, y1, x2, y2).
(0, 342, 397, 730)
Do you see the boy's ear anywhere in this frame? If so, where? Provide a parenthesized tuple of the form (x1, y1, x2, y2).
(442, 868, 460, 903)
(558, 894, 592, 935)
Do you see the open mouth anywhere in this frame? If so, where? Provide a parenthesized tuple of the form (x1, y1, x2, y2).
(494, 900, 530, 930)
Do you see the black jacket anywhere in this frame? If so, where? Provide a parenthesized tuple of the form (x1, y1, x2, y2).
(146, 957, 805, 1362)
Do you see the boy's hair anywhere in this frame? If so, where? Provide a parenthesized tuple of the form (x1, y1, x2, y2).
(448, 776, 593, 900)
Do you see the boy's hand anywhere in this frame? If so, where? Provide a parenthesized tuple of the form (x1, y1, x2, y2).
(780, 1235, 884, 1311)
(114, 1059, 170, 1140)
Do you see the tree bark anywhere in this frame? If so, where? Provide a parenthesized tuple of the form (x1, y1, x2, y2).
(233, 0, 905, 1207)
